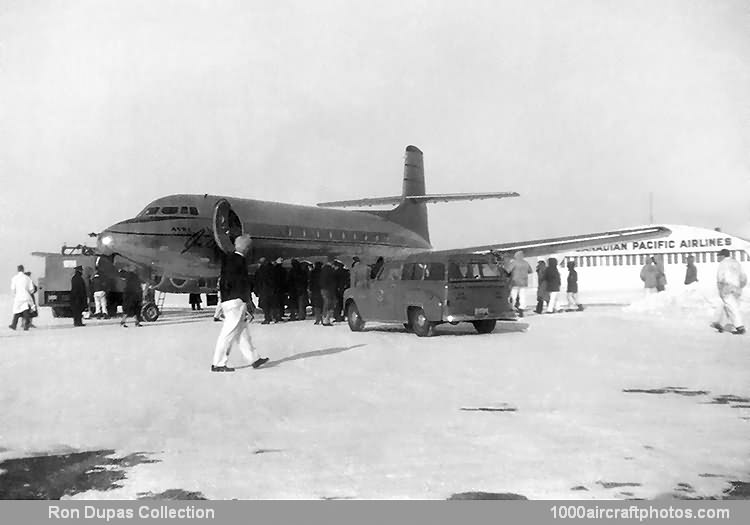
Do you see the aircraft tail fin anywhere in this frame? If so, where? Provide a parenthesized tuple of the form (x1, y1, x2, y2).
(315, 145, 520, 245)
(384, 145, 430, 244)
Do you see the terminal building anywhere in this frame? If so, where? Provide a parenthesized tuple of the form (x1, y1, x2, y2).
(527, 224, 750, 305)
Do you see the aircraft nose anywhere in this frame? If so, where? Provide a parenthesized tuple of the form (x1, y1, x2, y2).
(96, 228, 118, 255)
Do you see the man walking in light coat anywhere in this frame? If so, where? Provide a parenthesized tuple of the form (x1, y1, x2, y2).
(10, 265, 35, 331)
(710, 248, 747, 335)
(212, 235, 269, 372)
(507, 250, 532, 317)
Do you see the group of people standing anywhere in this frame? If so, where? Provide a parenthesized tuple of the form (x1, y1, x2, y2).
(505, 251, 583, 316)
(248, 255, 382, 326)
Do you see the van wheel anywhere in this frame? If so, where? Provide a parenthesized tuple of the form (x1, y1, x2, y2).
(472, 319, 496, 334)
(410, 308, 434, 337)
(347, 302, 365, 332)
(141, 302, 160, 322)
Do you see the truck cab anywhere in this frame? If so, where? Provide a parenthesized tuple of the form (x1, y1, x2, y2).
(343, 253, 516, 336)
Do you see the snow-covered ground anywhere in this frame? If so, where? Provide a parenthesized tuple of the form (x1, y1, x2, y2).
(0, 292, 749, 500)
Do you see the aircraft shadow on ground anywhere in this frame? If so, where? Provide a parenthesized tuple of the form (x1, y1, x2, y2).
(240, 344, 367, 369)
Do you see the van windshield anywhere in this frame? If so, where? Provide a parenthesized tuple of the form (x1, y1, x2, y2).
(447, 261, 501, 280)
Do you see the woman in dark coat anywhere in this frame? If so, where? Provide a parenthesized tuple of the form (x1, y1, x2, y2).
(70, 266, 88, 327)
(310, 262, 323, 324)
(543, 257, 562, 313)
(535, 260, 549, 314)
(189, 293, 202, 310)
(120, 269, 143, 327)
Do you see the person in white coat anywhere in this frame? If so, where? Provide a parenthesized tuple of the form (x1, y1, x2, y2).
(10, 265, 35, 331)
(710, 248, 747, 334)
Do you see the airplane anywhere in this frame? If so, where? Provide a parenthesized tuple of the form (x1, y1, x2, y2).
(95, 145, 671, 288)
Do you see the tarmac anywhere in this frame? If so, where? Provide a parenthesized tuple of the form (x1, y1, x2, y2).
(0, 295, 749, 500)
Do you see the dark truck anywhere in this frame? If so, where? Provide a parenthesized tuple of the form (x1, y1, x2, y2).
(343, 252, 516, 336)
(32, 245, 126, 318)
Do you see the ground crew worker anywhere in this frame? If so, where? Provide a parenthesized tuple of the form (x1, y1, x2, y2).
(212, 234, 269, 372)
(70, 266, 87, 327)
(565, 261, 584, 311)
(507, 250, 532, 317)
(543, 258, 562, 313)
(710, 248, 747, 335)
(9, 265, 35, 331)
(271, 257, 286, 322)
(310, 261, 323, 324)
(333, 259, 349, 321)
(640, 257, 659, 294)
(320, 261, 337, 326)
(91, 271, 110, 319)
(350, 256, 370, 289)
(684, 255, 698, 285)
(119, 269, 144, 327)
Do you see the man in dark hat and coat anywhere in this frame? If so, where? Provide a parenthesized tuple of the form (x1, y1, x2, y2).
(70, 266, 88, 327)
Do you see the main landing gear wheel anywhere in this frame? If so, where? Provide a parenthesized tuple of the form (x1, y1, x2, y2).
(472, 319, 496, 334)
(141, 302, 160, 322)
(347, 302, 365, 332)
(409, 307, 434, 337)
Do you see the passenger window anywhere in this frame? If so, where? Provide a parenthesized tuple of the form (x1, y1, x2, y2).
(189, 207, 199, 215)
(425, 263, 445, 280)
(161, 207, 178, 214)
(385, 266, 401, 281)
(710, 253, 716, 263)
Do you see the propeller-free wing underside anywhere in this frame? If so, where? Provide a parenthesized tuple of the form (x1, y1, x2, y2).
(317, 192, 520, 208)
(430, 225, 672, 259)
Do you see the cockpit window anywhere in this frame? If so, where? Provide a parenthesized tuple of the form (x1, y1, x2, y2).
(161, 206, 179, 215)
(180, 206, 189, 214)
(189, 207, 199, 216)
(143, 207, 159, 216)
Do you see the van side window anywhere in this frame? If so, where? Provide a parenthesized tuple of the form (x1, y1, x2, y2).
(402, 263, 415, 280)
(425, 263, 445, 280)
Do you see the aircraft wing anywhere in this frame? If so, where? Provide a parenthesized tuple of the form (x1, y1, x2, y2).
(430, 225, 672, 258)
(317, 192, 520, 208)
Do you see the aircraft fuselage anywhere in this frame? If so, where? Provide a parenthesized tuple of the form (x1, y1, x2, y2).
(97, 193, 432, 279)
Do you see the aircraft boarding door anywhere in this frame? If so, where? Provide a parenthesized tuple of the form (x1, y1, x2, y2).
(212, 199, 244, 254)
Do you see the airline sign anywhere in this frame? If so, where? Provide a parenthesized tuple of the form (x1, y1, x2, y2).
(577, 237, 734, 253)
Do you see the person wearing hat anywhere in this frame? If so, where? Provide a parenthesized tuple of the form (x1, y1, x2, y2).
(119, 268, 144, 327)
(350, 256, 370, 289)
(70, 265, 88, 327)
(270, 257, 286, 322)
(711, 248, 747, 334)
(212, 234, 269, 372)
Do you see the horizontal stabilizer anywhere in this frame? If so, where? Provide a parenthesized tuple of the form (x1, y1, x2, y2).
(317, 192, 520, 208)
(431, 226, 672, 259)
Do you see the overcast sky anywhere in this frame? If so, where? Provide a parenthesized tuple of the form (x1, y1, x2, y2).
(1, 0, 749, 275)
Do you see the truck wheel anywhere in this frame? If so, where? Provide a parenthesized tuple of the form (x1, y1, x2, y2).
(472, 319, 496, 334)
(346, 301, 365, 332)
(141, 302, 160, 322)
(409, 307, 434, 337)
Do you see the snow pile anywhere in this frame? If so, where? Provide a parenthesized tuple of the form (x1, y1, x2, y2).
(623, 285, 750, 319)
